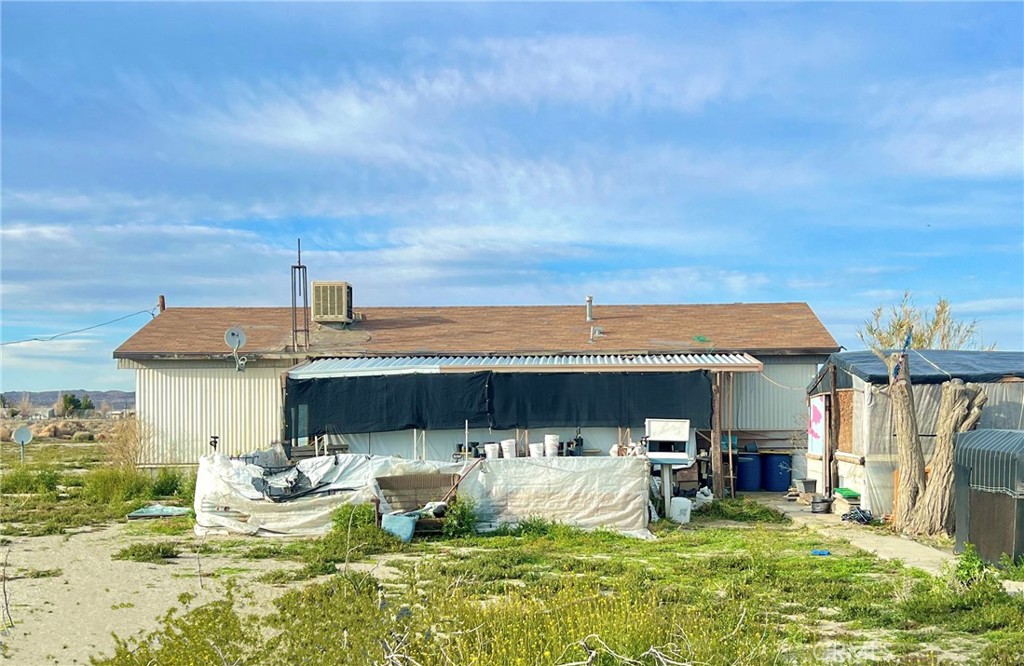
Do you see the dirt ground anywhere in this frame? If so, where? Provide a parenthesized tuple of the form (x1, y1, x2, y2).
(0, 524, 364, 665)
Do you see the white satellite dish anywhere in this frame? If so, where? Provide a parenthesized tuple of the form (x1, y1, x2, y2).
(12, 426, 32, 446)
(13, 426, 32, 463)
(224, 327, 247, 351)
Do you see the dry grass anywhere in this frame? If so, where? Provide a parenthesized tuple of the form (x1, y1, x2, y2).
(105, 417, 151, 470)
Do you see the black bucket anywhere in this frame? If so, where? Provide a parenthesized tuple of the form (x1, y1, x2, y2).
(811, 497, 832, 514)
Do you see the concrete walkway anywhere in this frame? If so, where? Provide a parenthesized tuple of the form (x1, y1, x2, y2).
(751, 492, 957, 576)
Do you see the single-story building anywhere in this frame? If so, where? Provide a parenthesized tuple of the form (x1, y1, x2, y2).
(114, 293, 839, 472)
(806, 350, 1024, 515)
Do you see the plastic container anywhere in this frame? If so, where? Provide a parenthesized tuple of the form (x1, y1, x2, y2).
(544, 434, 560, 457)
(381, 512, 418, 542)
(735, 454, 762, 492)
(528, 443, 545, 458)
(483, 443, 500, 459)
(500, 439, 517, 458)
(796, 478, 817, 494)
(668, 497, 692, 524)
(761, 453, 792, 492)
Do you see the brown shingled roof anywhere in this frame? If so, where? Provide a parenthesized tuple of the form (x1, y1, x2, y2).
(114, 303, 838, 360)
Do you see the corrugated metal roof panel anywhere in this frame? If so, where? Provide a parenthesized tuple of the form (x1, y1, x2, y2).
(955, 429, 1024, 498)
(289, 353, 763, 379)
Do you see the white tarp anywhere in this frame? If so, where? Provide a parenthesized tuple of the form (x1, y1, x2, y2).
(457, 457, 651, 537)
(194, 452, 651, 538)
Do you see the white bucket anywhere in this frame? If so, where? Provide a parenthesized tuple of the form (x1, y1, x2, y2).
(669, 497, 692, 524)
(544, 434, 560, 457)
(484, 443, 500, 459)
(528, 443, 545, 458)
(500, 439, 517, 458)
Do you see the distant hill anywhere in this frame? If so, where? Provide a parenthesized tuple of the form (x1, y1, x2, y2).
(1, 390, 135, 410)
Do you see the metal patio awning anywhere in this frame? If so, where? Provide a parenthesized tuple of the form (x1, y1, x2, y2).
(289, 353, 763, 379)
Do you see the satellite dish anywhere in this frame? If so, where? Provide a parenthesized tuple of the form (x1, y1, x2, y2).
(224, 327, 247, 351)
(12, 426, 32, 446)
(13, 426, 32, 463)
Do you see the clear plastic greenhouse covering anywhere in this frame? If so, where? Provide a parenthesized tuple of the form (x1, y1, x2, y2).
(285, 370, 712, 438)
(194, 450, 652, 538)
(808, 350, 1024, 395)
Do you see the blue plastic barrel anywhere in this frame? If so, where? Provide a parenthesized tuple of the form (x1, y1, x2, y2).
(761, 453, 792, 492)
(735, 454, 762, 492)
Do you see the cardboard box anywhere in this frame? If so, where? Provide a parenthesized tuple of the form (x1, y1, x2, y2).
(833, 497, 860, 515)
(674, 467, 699, 483)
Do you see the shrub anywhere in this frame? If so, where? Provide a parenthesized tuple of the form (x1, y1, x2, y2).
(951, 543, 999, 592)
(151, 468, 183, 497)
(175, 471, 197, 504)
(1, 466, 41, 494)
(693, 497, 789, 523)
(0, 466, 62, 494)
(84, 467, 153, 503)
(292, 504, 405, 564)
(113, 542, 179, 563)
(442, 496, 477, 539)
(35, 468, 62, 492)
(106, 417, 150, 470)
(71, 431, 95, 442)
(997, 552, 1024, 582)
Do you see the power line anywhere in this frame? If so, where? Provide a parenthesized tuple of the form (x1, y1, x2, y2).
(0, 309, 156, 347)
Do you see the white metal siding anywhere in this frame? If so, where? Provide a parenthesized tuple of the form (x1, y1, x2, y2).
(135, 363, 289, 465)
(731, 358, 820, 431)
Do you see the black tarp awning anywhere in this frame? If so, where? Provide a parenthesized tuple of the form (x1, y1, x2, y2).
(489, 372, 711, 429)
(286, 370, 712, 438)
(808, 350, 1024, 395)
(287, 373, 491, 437)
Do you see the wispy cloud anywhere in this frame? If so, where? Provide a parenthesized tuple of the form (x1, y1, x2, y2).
(872, 70, 1024, 179)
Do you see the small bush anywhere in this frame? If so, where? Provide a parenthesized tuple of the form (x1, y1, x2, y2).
(442, 496, 477, 539)
(997, 552, 1024, 582)
(151, 468, 183, 497)
(72, 431, 95, 442)
(106, 417, 150, 470)
(1, 466, 42, 494)
(35, 468, 61, 492)
(693, 497, 789, 523)
(175, 472, 197, 503)
(0, 466, 62, 494)
(292, 504, 404, 564)
(113, 542, 179, 563)
(951, 543, 999, 592)
(84, 467, 153, 503)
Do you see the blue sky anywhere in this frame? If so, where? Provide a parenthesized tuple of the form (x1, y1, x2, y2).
(2, 2, 1022, 392)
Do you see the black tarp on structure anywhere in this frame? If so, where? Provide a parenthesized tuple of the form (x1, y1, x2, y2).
(286, 372, 491, 438)
(489, 372, 711, 429)
(808, 350, 1024, 395)
(286, 370, 712, 437)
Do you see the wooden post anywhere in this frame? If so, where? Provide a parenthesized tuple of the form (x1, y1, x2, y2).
(711, 373, 724, 498)
(828, 364, 839, 495)
(727, 372, 735, 498)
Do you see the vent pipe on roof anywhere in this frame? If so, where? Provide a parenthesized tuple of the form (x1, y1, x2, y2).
(158, 295, 166, 313)
(585, 295, 594, 322)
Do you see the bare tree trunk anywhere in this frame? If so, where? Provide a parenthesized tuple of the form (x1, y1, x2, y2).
(907, 380, 987, 536)
(888, 353, 927, 532)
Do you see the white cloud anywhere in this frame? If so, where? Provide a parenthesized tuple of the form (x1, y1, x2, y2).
(955, 296, 1024, 316)
(872, 70, 1024, 179)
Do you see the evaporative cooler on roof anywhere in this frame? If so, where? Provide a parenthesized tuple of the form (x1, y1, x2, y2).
(312, 281, 353, 323)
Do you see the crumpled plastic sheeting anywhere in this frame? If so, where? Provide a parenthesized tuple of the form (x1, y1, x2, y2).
(195, 453, 653, 538)
(457, 457, 652, 539)
(194, 452, 466, 537)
